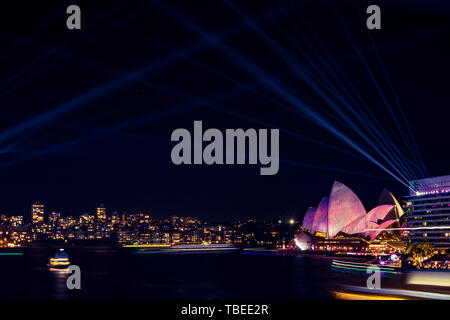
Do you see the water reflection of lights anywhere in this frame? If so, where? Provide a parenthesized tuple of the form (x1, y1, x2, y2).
(242, 251, 281, 256)
(49, 267, 71, 300)
(49, 268, 70, 273)
(331, 260, 400, 274)
(335, 285, 450, 300)
(332, 290, 407, 300)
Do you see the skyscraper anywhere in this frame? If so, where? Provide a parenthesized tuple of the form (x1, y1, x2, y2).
(97, 204, 107, 223)
(32, 202, 44, 224)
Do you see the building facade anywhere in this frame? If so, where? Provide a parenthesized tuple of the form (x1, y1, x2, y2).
(404, 175, 450, 250)
(31, 202, 44, 224)
(97, 204, 107, 222)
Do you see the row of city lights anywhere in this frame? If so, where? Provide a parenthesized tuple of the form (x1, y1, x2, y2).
(414, 188, 450, 197)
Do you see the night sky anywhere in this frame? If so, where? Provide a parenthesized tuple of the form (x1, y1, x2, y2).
(0, 0, 449, 221)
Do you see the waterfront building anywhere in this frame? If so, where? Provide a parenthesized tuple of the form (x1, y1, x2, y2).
(311, 236, 370, 253)
(404, 175, 450, 250)
(49, 212, 61, 227)
(0, 203, 294, 247)
(97, 204, 107, 223)
(111, 211, 121, 226)
(10, 216, 23, 227)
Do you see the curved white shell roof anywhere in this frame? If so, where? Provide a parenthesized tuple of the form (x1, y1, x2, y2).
(327, 181, 366, 238)
(311, 197, 329, 235)
(366, 220, 396, 241)
(302, 207, 316, 232)
(300, 181, 398, 240)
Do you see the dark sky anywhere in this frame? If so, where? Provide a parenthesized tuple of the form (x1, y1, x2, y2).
(0, 0, 449, 221)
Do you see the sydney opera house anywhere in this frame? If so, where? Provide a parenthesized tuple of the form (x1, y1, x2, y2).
(295, 181, 405, 253)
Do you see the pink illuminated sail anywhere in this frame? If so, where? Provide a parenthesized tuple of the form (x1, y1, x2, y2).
(311, 197, 329, 235)
(302, 207, 316, 232)
(327, 181, 366, 238)
(367, 220, 396, 241)
(341, 205, 394, 235)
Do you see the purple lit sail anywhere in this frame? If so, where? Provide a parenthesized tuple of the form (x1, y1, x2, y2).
(302, 207, 316, 232)
(295, 181, 401, 241)
(367, 205, 395, 224)
(367, 220, 396, 241)
(327, 181, 366, 238)
(340, 214, 366, 235)
(341, 204, 394, 235)
(311, 197, 329, 235)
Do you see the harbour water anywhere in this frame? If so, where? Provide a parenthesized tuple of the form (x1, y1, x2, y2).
(0, 245, 369, 300)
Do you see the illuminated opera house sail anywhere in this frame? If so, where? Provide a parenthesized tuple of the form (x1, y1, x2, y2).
(295, 181, 403, 251)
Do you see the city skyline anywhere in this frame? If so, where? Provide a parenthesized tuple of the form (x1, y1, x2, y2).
(1, 199, 299, 248)
(2, 200, 302, 223)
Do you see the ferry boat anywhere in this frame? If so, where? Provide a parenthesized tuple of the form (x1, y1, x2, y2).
(47, 249, 70, 269)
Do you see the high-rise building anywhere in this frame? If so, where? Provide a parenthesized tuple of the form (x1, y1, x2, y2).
(49, 212, 61, 226)
(32, 202, 45, 224)
(97, 204, 107, 223)
(404, 175, 450, 250)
